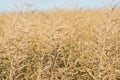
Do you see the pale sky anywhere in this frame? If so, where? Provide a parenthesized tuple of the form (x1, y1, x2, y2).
(0, 0, 120, 12)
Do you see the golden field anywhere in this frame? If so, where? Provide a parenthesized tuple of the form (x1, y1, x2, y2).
(0, 9, 120, 80)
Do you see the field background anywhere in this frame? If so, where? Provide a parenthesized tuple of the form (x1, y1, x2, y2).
(0, 9, 120, 80)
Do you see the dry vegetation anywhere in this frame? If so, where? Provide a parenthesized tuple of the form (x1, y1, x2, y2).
(0, 9, 120, 80)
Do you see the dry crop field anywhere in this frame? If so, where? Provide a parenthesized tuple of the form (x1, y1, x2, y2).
(0, 9, 120, 80)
